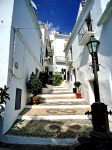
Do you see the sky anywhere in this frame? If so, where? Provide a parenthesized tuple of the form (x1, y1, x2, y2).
(33, 0, 81, 34)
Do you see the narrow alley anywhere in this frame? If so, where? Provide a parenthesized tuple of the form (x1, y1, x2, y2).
(0, 82, 92, 149)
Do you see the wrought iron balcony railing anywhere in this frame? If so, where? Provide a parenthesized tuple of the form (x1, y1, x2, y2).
(65, 57, 73, 66)
(55, 56, 65, 63)
(78, 19, 94, 46)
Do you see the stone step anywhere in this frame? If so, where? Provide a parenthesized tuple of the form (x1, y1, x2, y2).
(4, 119, 92, 146)
(27, 100, 89, 106)
(1, 83, 92, 148)
(26, 105, 90, 108)
(19, 107, 91, 117)
(39, 98, 85, 103)
(52, 91, 72, 94)
(53, 86, 67, 88)
(18, 115, 91, 120)
(52, 87, 69, 91)
(0, 141, 77, 150)
(38, 93, 76, 100)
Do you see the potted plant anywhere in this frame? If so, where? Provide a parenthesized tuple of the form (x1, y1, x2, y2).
(0, 85, 10, 117)
(0, 85, 10, 104)
(27, 72, 42, 104)
(74, 81, 82, 98)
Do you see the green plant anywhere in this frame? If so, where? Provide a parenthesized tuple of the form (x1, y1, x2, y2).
(53, 73, 62, 86)
(0, 85, 10, 104)
(74, 81, 81, 93)
(27, 72, 42, 96)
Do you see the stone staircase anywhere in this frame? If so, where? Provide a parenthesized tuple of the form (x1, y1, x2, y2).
(1, 85, 92, 149)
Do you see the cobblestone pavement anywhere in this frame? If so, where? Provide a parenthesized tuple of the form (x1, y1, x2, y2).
(6, 119, 92, 139)
(19, 107, 91, 116)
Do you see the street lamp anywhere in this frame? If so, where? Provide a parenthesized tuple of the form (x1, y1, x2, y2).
(86, 35, 100, 54)
(86, 35, 100, 102)
(86, 35, 110, 132)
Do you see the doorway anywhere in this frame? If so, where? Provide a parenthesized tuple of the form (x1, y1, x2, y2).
(72, 68, 76, 83)
(64, 69, 66, 80)
(89, 80, 95, 104)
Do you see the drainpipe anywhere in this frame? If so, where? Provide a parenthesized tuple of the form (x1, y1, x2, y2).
(12, 27, 17, 75)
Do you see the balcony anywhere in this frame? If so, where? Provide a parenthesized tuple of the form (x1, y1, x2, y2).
(65, 58, 73, 66)
(49, 64, 54, 71)
(78, 19, 94, 46)
(55, 56, 65, 63)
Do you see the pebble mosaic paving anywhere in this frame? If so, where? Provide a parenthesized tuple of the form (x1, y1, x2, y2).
(7, 119, 92, 139)
(19, 107, 91, 116)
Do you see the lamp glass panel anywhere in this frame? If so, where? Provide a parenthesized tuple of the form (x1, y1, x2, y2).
(92, 42, 97, 53)
(87, 42, 93, 53)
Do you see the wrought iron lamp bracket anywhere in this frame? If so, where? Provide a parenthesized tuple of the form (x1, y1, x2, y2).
(85, 110, 91, 115)
(108, 110, 112, 115)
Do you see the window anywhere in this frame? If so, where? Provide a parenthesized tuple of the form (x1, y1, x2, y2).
(42, 58, 43, 66)
(70, 46, 73, 59)
(50, 56, 53, 63)
(15, 88, 22, 110)
(40, 55, 43, 65)
(46, 48, 48, 57)
(35, 68, 39, 77)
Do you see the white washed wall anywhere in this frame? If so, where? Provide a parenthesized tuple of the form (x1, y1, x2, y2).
(98, 13, 112, 115)
(1, 0, 42, 134)
(72, 0, 112, 110)
(55, 38, 65, 56)
(70, 0, 103, 102)
(0, 0, 14, 137)
(0, 0, 14, 87)
(55, 36, 69, 73)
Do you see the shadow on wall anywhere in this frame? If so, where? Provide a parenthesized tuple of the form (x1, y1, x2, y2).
(80, 46, 89, 68)
(99, 20, 112, 57)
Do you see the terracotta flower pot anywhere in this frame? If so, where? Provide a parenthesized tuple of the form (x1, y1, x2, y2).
(76, 93, 82, 98)
(40, 89, 42, 94)
(31, 96, 39, 105)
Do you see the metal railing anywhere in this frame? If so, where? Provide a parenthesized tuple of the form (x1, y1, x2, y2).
(78, 19, 93, 43)
(55, 56, 65, 62)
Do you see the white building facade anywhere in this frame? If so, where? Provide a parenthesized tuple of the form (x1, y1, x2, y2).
(49, 31, 69, 84)
(39, 23, 51, 74)
(64, 0, 112, 117)
(0, 0, 43, 135)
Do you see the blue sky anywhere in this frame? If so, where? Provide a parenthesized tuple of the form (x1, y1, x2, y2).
(33, 0, 81, 34)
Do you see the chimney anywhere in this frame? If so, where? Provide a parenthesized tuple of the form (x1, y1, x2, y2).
(81, 0, 86, 7)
